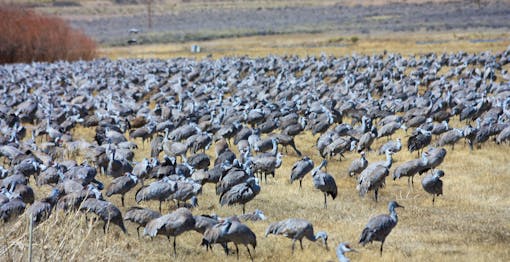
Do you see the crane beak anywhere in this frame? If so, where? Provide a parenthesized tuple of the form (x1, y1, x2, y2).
(397, 203, 405, 209)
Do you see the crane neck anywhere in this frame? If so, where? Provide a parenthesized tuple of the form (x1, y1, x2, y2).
(389, 206, 398, 223)
(336, 250, 350, 262)
(384, 153, 393, 168)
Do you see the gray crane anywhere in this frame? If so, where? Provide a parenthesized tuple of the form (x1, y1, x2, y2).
(421, 147, 447, 173)
(201, 217, 230, 254)
(135, 177, 178, 212)
(239, 209, 267, 221)
(408, 128, 432, 156)
(265, 218, 328, 254)
(144, 207, 196, 257)
(106, 172, 138, 206)
(290, 156, 314, 188)
(217, 216, 257, 261)
(79, 198, 127, 234)
(220, 177, 260, 214)
(421, 169, 444, 205)
(0, 191, 26, 223)
(106, 147, 133, 178)
(251, 152, 282, 183)
(436, 128, 464, 150)
(348, 151, 367, 177)
(132, 158, 153, 185)
(124, 206, 162, 237)
(170, 179, 201, 207)
(393, 153, 429, 187)
(378, 138, 402, 155)
(26, 188, 60, 225)
(216, 160, 252, 196)
(336, 242, 357, 262)
(312, 159, 337, 208)
(357, 150, 393, 202)
(496, 125, 510, 144)
(378, 122, 405, 140)
(359, 200, 404, 255)
(357, 126, 377, 152)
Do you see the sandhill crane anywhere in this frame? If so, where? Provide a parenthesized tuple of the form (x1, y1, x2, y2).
(239, 209, 267, 221)
(12, 183, 35, 204)
(135, 177, 178, 212)
(220, 177, 260, 214)
(106, 147, 133, 178)
(79, 198, 127, 234)
(170, 179, 201, 207)
(436, 128, 464, 149)
(201, 216, 230, 254)
(132, 158, 153, 184)
(348, 151, 367, 177)
(251, 152, 282, 183)
(56, 184, 102, 212)
(421, 169, 444, 205)
(496, 125, 510, 144)
(187, 153, 211, 170)
(421, 147, 447, 173)
(431, 120, 449, 135)
(378, 122, 404, 140)
(311, 159, 337, 208)
(290, 156, 314, 188)
(359, 200, 404, 255)
(144, 207, 196, 257)
(378, 138, 402, 155)
(336, 242, 357, 262)
(106, 172, 138, 206)
(393, 153, 429, 187)
(271, 133, 302, 156)
(357, 150, 393, 202)
(357, 127, 377, 152)
(25, 188, 60, 225)
(408, 128, 432, 156)
(0, 191, 26, 222)
(265, 218, 328, 254)
(216, 159, 251, 196)
(124, 206, 162, 237)
(218, 217, 257, 261)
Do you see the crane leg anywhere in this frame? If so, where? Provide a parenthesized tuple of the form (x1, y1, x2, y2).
(374, 189, 379, 202)
(380, 240, 385, 256)
(173, 236, 177, 258)
(242, 204, 246, 214)
(300, 239, 303, 250)
(324, 193, 327, 209)
(432, 195, 435, 206)
(247, 246, 253, 262)
(136, 226, 140, 238)
(235, 243, 239, 260)
(291, 239, 296, 254)
(299, 180, 302, 189)
(121, 195, 125, 207)
(222, 243, 229, 255)
(159, 201, 162, 213)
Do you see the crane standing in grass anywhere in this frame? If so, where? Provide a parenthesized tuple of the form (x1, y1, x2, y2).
(265, 218, 328, 254)
(359, 200, 404, 255)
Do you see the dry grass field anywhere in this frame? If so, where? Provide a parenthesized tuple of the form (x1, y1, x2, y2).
(1, 121, 510, 261)
(100, 31, 510, 60)
(1, 2, 510, 261)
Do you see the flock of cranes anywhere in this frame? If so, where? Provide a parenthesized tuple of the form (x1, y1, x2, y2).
(1, 47, 510, 260)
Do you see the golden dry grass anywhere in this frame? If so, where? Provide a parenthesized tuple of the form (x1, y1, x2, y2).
(100, 30, 510, 60)
(2, 122, 510, 261)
